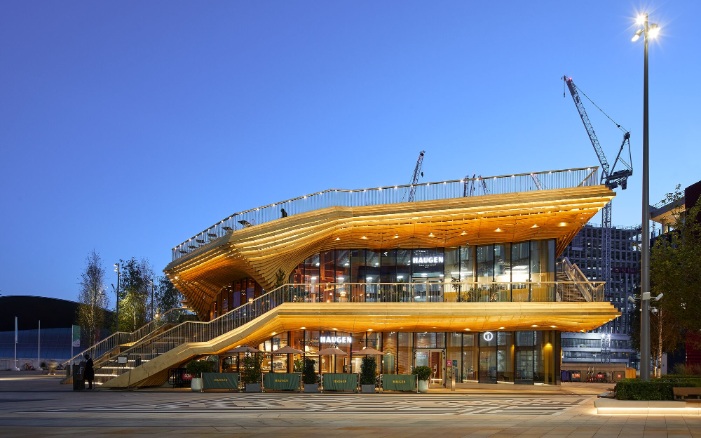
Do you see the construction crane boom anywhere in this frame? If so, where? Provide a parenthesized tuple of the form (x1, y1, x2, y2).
(563, 75, 633, 327)
(563, 76, 633, 189)
(407, 150, 425, 202)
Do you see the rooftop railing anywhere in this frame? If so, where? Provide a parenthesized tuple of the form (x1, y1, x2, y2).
(172, 167, 599, 260)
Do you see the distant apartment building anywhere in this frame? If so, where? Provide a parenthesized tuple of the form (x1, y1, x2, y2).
(561, 224, 640, 367)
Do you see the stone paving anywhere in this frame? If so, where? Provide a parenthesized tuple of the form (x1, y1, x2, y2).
(1, 371, 701, 437)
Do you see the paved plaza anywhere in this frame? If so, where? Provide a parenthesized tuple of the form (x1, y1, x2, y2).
(1, 371, 701, 437)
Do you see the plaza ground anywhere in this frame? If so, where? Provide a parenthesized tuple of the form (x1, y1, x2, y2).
(1, 371, 700, 437)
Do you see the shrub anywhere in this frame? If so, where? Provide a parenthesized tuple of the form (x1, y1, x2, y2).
(240, 354, 263, 384)
(303, 358, 317, 384)
(615, 377, 701, 400)
(360, 356, 377, 385)
(186, 359, 215, 378)
(412, 365, 432, 381)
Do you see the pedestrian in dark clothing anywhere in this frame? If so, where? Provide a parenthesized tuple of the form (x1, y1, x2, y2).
(84, 354, 95, 390)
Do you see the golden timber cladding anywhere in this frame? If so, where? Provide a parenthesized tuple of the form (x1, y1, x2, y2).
(165, 185, 613, 314)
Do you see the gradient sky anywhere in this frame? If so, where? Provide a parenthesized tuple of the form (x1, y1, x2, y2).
(1, 1, 699, 304)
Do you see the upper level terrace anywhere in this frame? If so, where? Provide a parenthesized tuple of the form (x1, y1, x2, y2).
(172, 167, 600, 260)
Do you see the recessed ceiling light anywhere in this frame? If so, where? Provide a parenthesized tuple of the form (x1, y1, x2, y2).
(531, 324, 538, 327)
(428, 232, 435, 237)
(300, 327, 306, 330)
(550, 325, 557, 328)
(460, 231, 467, 236)
(495, 228, 502, 232)
(558, 222, 567, 227)
(464, 328, 471, 331)
(335, 237, 340, 241)
(531, 224, 539, 229)
(361, 236, 368, 240)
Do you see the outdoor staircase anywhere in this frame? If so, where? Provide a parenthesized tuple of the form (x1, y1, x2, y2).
(557, 257, 603, 302)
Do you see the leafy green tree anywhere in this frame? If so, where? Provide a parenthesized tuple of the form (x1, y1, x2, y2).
(117, 258, 153, 332)
(649, 186, 701, 371)
(154, 275, 184, 322)
(77, 250, 109, 346)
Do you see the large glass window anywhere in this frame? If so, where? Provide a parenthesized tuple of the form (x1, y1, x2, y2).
(477, 245, 494, 301)
(511, 242, 530, 302)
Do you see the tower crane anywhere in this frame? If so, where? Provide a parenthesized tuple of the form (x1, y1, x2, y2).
(563, 75, 633, 304)
(407, 150, 425, 202)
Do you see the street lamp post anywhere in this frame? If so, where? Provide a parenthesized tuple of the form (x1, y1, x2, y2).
(632, 12, 659, 382)
(114, 263, 121, 332)
(150, 279, 155, 322)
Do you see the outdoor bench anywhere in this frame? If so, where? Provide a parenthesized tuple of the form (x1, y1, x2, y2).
(672, 387, 701, 400)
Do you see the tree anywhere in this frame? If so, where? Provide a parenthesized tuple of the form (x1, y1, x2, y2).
(649, 185, 701, 370)
(77, 250, 108, 346)
(117, 258, 153, 332)
(154, 275, 184, 322)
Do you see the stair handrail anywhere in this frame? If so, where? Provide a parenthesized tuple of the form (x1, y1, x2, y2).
(62, 307, 194, 368)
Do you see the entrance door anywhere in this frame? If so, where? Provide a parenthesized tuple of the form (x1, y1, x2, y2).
(415, 349, 444, 386)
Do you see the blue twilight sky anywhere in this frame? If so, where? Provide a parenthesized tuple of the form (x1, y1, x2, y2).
(1, 1, 699, 303)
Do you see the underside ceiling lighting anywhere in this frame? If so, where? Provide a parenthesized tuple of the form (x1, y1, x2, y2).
(464, 328, 471, 331)
(558, 222, 567, 227)
(335, 237, 340, 241)
(531, 224, 539, 229)
(361, 236, 368, 240)
(495, 227, 502, 232)
(394, 234, 399, 239)
(428, 232, 435, 237)
(460, 231, 467, 236)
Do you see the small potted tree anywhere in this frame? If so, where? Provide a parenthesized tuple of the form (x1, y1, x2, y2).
(302, 358, 318, 393)
(240, 354, 263, 392)
(360, 356, 377, 393)
(412, 365, 432, 393)
(186, 359, 214, 392)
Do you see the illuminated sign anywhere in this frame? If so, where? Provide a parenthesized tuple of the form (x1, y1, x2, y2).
(483, 332, 494, 342)
(412, 256, 444, 265)
(319, 336, 352, 344)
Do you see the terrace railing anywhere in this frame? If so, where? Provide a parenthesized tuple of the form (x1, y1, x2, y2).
(172, 167, 599, 260)
(99, 278, 604, 384)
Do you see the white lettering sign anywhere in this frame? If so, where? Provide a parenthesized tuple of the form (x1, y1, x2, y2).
(412, 256, 444, 264)
(483, 332, 494, 342)
(319, 336, 352, 344)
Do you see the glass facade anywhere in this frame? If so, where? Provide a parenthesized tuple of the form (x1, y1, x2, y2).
(225, 328, 561, 385)
(210, 238, 562, 385)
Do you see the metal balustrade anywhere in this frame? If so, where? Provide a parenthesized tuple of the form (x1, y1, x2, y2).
(62, 307, 195, 369)
(172, 167, 599, 260)
(98, 279, 604, 384)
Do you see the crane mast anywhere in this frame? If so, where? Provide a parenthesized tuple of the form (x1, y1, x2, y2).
(563, 75, 633, 316)
(407, 150, 425, 202)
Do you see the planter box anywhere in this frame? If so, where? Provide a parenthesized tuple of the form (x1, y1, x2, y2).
(191, 377, 203, 392)
(418, 379, 429, 393)
(361, 384, 376, 394)
(245, 383, 261, 393)
(303, 383, 319, 393)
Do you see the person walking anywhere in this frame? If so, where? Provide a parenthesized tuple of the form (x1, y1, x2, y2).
(84, 354, 95, 390)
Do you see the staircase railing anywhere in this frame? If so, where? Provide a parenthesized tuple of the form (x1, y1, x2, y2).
(62, 307, 195, 368)
(559, 257, 604, 302)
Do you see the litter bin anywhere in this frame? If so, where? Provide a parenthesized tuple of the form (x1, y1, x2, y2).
(72, 361, 85, 391)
